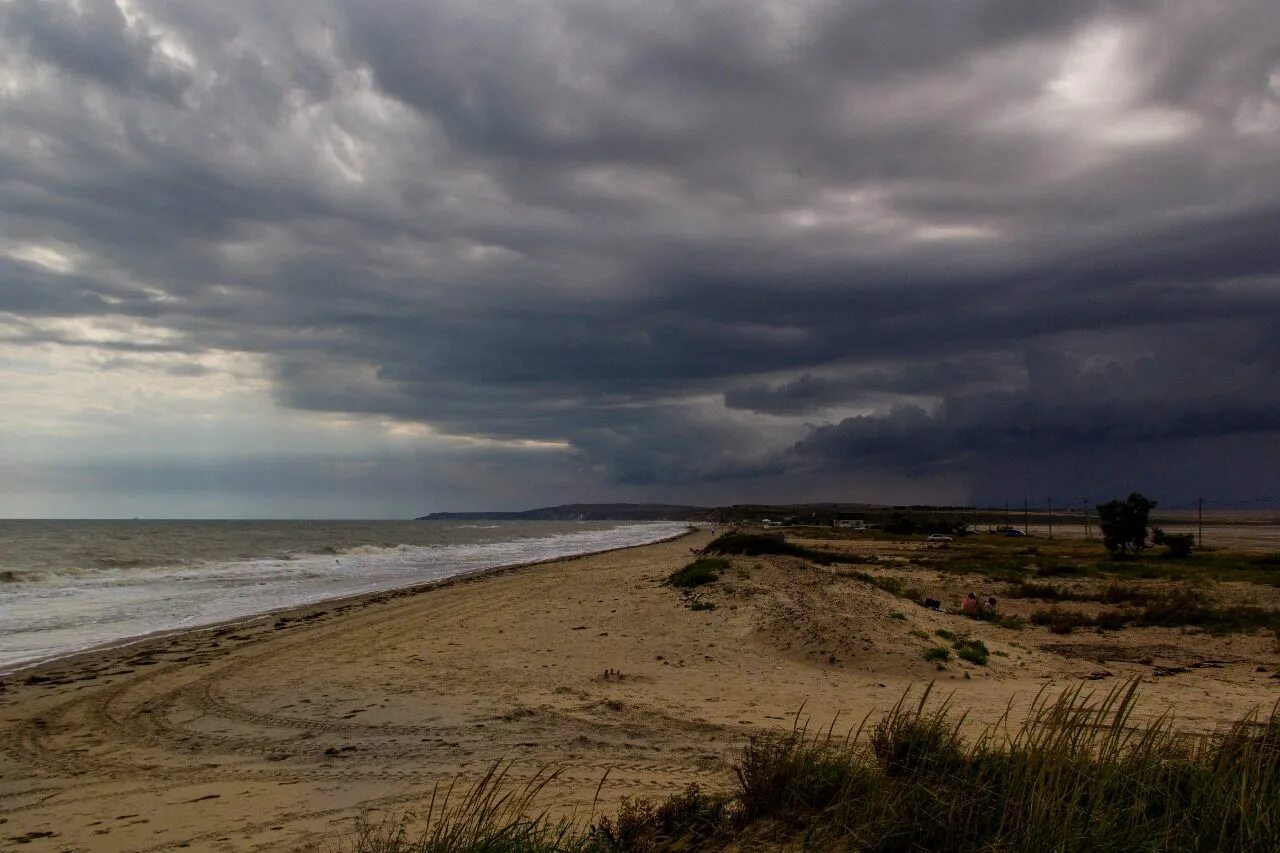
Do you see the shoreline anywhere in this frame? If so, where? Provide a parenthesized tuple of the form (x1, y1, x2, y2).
(1, 525, 699, 679)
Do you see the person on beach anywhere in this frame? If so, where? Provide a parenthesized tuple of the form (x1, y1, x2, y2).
(961, 592, 983, 618)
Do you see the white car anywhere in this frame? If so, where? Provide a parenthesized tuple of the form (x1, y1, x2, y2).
(926, 534, 953, 542)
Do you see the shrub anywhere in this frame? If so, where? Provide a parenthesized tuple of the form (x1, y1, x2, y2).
(592, 784, 730, 850)
(1153, 527, 1195, 559)
(922, 646, 952, 662)
(953, 638, 990, 666)
(688, 600, 716, 612)
(666, 558, 726, 588)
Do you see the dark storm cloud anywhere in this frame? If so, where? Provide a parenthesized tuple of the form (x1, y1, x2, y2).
(3, 0, 1280, 506)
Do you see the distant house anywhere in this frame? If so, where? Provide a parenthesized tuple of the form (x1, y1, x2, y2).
(835, 512, 866, 530)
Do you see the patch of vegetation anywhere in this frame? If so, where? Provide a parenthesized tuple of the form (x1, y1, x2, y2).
(917, 533, 1280, 586)
(909, 629, 930, 640)
(1006, 581, 1155, 606)
(889, 611, 906, 620)
(344, 683, 1280, 852)
(953, 638, 990, 666)
(703, 531, 867, 566)
(993, 615, 1029, 630)
(1029, 588, 1280, 635)
(922, 646, 952, 662)
(593, 784, 731, 850)
(667, 558, 727, 588)
(843, 571, 921, 602)
(704, 531, 811, 558)
(934, 629, 957, 641)
(688, 600, 717, 612)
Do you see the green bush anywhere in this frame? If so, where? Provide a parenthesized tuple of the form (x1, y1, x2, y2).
(922, 646, 952, 662)
(953, 638, 990, 666)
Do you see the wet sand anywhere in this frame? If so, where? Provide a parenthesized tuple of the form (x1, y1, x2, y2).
(2, 529, 1277, 851)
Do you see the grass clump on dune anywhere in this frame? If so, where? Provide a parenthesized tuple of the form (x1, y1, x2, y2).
(952, 637, 990, 665)
(666, 558, 727, 589)
(345, 681, 1280, 852)
(703, 531, 867, 566)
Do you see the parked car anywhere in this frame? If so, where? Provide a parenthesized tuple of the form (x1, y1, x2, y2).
(926, 533, 954, 542)
(1002, 528, 1028, 537)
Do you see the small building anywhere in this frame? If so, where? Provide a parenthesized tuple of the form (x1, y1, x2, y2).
(834, 512, 866, 530)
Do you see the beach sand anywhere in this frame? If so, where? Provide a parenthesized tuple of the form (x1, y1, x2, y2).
(2, 529, 1277, 851)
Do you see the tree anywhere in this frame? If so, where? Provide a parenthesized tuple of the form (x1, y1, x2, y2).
(1096, 493, 1157, 558)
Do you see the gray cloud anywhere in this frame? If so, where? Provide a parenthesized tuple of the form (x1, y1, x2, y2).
(2, 0, 1279, 512)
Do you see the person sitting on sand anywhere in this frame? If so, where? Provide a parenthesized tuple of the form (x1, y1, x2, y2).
(986, 596, 998, 616)
(961, 592, 983, 618)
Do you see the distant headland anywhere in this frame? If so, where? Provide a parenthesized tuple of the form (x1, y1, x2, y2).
(416, 503, 714, 521)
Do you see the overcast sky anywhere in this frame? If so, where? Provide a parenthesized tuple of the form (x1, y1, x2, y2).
(2, 1, 1279, 518)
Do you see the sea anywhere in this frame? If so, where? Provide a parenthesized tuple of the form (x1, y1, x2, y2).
(0, 519, 691, 674)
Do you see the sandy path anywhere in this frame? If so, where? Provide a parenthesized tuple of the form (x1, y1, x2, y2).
(2, 530, 1276, 851)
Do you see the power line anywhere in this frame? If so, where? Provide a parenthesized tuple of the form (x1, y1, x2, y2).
(1201, 493, 1280, 506)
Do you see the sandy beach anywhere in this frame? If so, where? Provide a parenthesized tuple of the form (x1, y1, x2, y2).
(2, 529, 1277, 851)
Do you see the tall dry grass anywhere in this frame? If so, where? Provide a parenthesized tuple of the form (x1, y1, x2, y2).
(340, 680, 1279, 852)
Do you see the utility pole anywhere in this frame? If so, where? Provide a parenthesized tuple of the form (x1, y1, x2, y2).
(1198, 497, 1203, 548)
(1048, 497, 1053, 539)
(1082, 497, 1090, 540)
(1004, 501, 1009, 528)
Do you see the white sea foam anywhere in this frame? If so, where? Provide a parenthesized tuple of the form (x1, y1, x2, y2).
(0, 522, 689, 673)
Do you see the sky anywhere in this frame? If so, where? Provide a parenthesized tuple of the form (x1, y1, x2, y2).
(2, 0, 1279, 518)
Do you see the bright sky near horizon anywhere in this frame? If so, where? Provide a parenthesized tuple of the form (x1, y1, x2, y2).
(2, 1, 1279, 517)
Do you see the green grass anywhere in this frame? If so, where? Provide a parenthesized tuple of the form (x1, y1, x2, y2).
(667, 558, 727, 589)
(344, 682, 1280, 852)
(922, 646, 952, 662)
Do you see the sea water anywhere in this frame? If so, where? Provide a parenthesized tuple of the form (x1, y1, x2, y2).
(0, 519, 690, 673)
